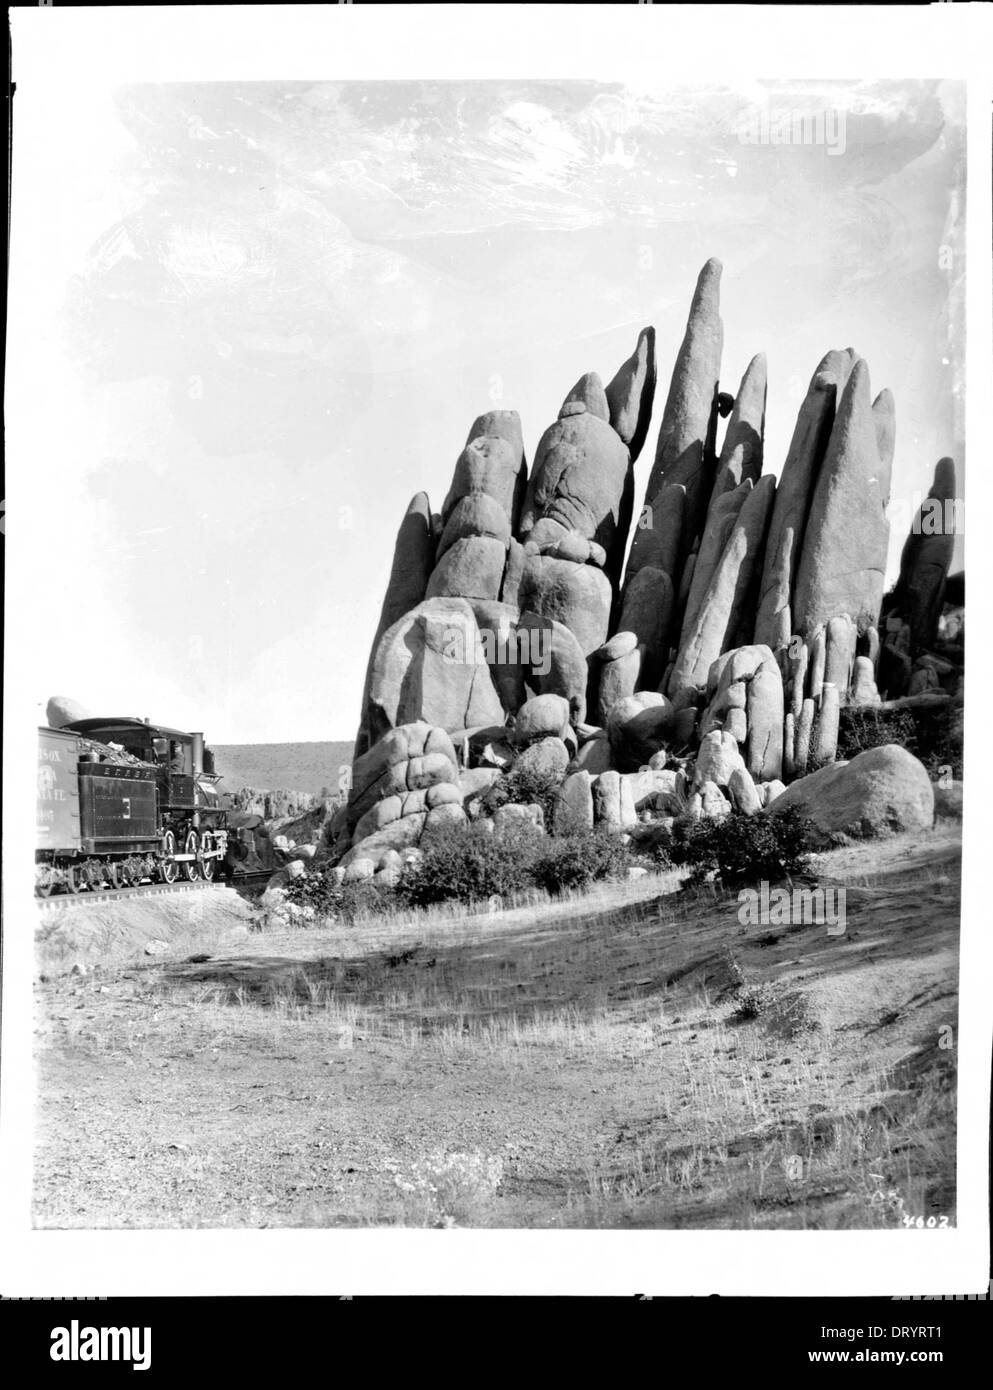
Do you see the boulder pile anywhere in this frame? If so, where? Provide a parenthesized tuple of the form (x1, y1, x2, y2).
(315, 260, 961, 876)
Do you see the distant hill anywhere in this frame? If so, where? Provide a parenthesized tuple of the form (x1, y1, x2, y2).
(211, 741, 354, 797)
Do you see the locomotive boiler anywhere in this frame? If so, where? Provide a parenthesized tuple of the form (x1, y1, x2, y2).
(36, 716, 229, 895)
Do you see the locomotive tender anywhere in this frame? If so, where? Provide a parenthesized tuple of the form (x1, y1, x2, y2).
(36, 716, 229, 895)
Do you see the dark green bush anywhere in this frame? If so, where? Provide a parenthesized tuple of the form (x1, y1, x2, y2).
(911, 704, 963, 780)
(632, 826, 675, 872)
(836, 707, 916, 761)
(667, 807, 815, 888)
(283, 874, 397, 922)
(531, 830, 630, 894)
(485, 763, 563, 825)
(395, 823, 543, 908)
(837, 704, 962, 779)
(391, 822, 631, 909)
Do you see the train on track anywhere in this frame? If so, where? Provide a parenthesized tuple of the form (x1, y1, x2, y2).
(36, 717, 230, 896)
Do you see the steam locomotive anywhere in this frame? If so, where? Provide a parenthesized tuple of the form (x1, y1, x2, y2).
(36, 717, 229, 896)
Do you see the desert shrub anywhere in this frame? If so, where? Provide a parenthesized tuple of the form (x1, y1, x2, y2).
(283, 874, 397, 922)
(395, 823, 543, 908)
(667, 807, 815, 888)
(732, 980, 781, 1020)
(530, 830, 631, 894)
(486, 763, 563, 825)
(632, 825, 675, 872)
(731, 981, 817, 1036)
(910, 703, 963, 780)
(391, 822, 632, 908)
(390, 1150, 504, 1226)
(837, 704, 962, 779)
(837, 707, 917, 761)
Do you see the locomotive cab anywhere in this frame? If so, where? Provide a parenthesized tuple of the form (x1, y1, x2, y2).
(63, 718, 219, 823)
(37, 716, 229, 895)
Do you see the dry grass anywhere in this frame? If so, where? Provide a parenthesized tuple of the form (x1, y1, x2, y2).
(33, 828, 959, 1229)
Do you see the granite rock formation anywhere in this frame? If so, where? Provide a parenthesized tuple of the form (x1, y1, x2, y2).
(325, 261, 958, 872)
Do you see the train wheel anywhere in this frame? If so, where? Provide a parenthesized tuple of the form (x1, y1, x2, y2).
(159, 831, 179, 885)
(200, 831, 215, 882)
(37, 865, 57, 897)
(182, 830, 200, 882)
(110, 861, 136, 890)
(84, 860, 108, 891)
(65, 864, 84, 894)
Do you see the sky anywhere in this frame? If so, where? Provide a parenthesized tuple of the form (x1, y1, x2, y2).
(10, 76, 965, 743)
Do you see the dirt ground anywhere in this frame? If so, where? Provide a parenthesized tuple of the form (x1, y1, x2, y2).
(33, 826, 960, 1229)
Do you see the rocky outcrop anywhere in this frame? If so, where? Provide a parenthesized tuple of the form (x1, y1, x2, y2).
(891, 457, 957, 658)
(46, 695, 93, 729)
(872, 389, 896, 508)
(709, 353, 766, 502)
(516, 610, 589, 723)
(363, 598, 505, 744)
(605, 327, 657, 462)
(793, 358, 889, 644)
(667, 474, 775, 699)
(753, 350, 854, 654)
(513, 694, 572, 747)
(675, 480, 751, 663)
(338, 721, 468, 864)
(698, 645, 784, 782)
(331, 259, 960, 873)
(626, 257, 724, 584)
(346, 722, 459, 832)
(606, 692, 675, 772)
(554, 770, 595, 834)
(443, 411, 528, 535)
(592, 631, 641, 725)
(520, 408, 631, 563)
(616, 566, 674, 689)
(767, 744, 934, 846)
(592, 770, 637, 830)
(517, 553, 613, 656)
(354, 493, 437, 759)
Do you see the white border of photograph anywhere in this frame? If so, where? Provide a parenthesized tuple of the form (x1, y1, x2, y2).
(2, 3, 990, 1297)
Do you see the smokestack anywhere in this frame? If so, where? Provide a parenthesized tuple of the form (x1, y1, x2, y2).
(191, 732, 205, 779)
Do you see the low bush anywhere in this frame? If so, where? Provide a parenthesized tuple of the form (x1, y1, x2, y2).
(667, 807, 815, 888)
(837, 704, 962, 779)
(395, 823, 543, 908)
(634, 830, 674, 872)
(837, 707, 917, 761)
(730, 981, 817, 1037)
(530, 830, 630, 894)
(283, 875, 397, 922)
(354, 822, 634, 911)
(910, 703, 963, 780)
(485, 764, 563, 825)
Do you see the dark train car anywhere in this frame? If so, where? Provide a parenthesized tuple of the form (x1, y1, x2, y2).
(37, 726, 83, 854)
(77, 761, 159, 852)
(36, 718, 229, 895)
(63, 717, 205, 811)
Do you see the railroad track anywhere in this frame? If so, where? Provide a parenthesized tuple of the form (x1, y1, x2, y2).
(36, 870, 274, 907)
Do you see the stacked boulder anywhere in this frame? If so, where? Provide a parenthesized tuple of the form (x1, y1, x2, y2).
(319, 259, 959, 878)
(428, 410, 528, 606)
(335, 721, 466, 877)
(879, 457, 960, 700)
(517, 331, 656, 664)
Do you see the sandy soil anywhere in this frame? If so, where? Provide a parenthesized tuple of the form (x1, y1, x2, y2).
(33, 828, 960, 1229)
